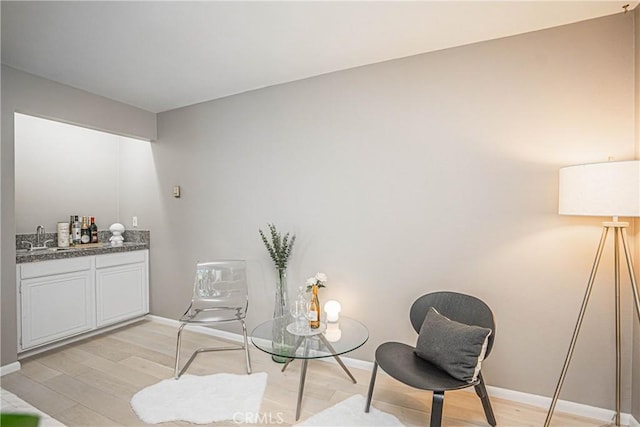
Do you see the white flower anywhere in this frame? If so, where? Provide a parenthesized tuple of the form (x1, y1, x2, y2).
(315, 273, 327, 283)
(306, 272, 328, 290)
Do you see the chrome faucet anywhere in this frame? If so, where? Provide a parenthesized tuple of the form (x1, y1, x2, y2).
(36, 225, 45, 247)
(19, 226, 54, 251)
(30, 225, 53, 250)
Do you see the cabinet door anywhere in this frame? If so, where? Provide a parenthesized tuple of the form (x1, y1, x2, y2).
(20, 270, 95, 350)
(96, 262, 148, 327)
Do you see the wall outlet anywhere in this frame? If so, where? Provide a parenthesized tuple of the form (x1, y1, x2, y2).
(132, 216, 138, 227)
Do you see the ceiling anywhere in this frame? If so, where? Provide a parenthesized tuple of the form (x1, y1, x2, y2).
(2, 1, 636, 113)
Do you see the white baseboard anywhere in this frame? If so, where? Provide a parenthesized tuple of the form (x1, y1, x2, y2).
(0, 361, 21, 376)
(480, 384, 635, 426)
(147, 315, 639, 425)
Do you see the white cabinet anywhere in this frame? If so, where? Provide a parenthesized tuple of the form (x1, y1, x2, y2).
(19, 257, 95, 350)
(17, 250, 149, 352)
(95, 251, 148, 327)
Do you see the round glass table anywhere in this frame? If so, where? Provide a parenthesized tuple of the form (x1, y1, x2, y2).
(251, 316, 368, 420)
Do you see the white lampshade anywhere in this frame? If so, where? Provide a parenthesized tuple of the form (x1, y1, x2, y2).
(324, 300, 341, 322)
(559, 160, 640, 218)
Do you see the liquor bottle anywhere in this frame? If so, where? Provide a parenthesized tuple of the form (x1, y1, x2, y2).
(69, 215, 75, 244)
(80, 216, 91, 244)
(90, 217, 98, 243)
(72, 215, 82, 245)
(309, 285, 321, 329)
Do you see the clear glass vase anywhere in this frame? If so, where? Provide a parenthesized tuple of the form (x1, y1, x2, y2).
(271, 268, 293, 363)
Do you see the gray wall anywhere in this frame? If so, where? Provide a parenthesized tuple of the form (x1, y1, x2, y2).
(129, 13, 637, 411)
(0, 65, 156, 365)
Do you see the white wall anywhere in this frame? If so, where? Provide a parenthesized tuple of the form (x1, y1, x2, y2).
(128, 13, 637, 411)
(14, 113, 131, 234)
(13, 113, 152, 234)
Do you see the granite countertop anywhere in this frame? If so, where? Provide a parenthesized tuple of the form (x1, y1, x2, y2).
(16, 242, 149, 264)
(16, 230, 150, 264)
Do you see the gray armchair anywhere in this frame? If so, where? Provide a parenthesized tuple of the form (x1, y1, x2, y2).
(365, 291, 496, 427)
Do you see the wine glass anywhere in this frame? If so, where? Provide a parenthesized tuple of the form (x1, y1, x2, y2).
(292, 289, 310, 334)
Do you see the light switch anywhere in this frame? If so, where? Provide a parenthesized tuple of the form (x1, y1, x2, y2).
(173, 185, 181, 198)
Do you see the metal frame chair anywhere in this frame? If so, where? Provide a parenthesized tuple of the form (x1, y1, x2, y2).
(174, 260, 251, 378)
(365, 291, 496, 427)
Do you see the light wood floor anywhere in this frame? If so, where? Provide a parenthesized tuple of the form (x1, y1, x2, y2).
(1, 320, 606, 426)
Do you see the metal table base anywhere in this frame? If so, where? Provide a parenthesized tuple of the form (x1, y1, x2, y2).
(281, 334, 357, 420)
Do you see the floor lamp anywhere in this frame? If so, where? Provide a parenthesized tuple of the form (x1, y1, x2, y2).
(544, 160, 640, 427)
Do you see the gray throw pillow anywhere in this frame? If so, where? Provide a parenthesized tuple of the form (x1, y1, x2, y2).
(414, 307, 492, 383)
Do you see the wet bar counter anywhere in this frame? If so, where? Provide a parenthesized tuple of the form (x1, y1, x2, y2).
(16, 230, 149, 263)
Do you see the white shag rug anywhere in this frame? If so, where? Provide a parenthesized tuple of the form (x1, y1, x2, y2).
(296, 395, 405, 426)
(131, 372, 267, 424)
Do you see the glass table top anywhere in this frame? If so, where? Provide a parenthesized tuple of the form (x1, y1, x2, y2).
(251, 316, 368, 359)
